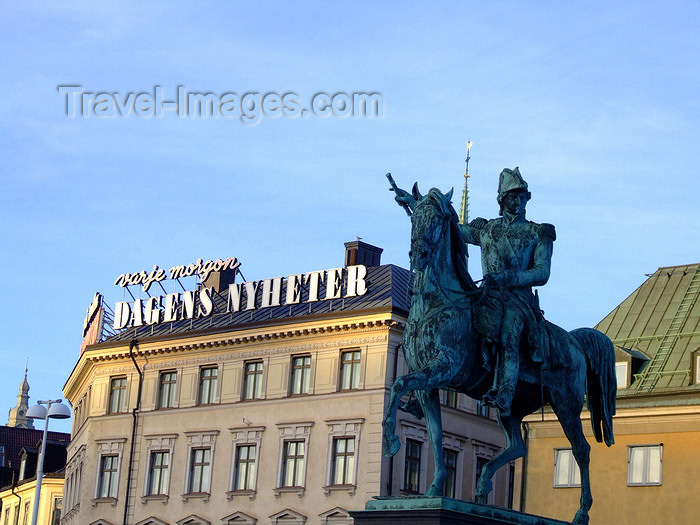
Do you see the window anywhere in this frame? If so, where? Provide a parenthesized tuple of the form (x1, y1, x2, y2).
(440, 388, 459, 408)
(628, 445, 662, 486)
(198, 366, 218, 405)
(696, 353, 700, 384)
(339, 350, 361, 390)
(50, 498, 62, 525)
(158, 371, 177, 409)
(19, 457, 26, 480)
(98, 455, 119, 498)
(233, 445, 257, 490)
(0, 445, 5, 467)
(109, 376, 127, 413)
(443, 449, 457, 498)
(476, 401, 490, 418)
(12, 505, 18, 525)
(3, 507, 9, 525)
(281, 441, 305, 487)
(188, 448, 212, 493)
(615, 362, 628, 389)
(147, 451, 170, 495)
(404, 439, 422, 493)
(290, 355, 311, 395)
(331, 437, 355, 485)
(243, 361, 264, 400)
(554, 448, 581, 487)
(21, 502, 29, 525)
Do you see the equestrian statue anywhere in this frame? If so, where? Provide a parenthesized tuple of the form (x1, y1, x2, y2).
(382, 169, 616, 525)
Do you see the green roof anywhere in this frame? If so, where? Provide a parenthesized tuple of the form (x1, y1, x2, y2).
(595, 263, 700, 397)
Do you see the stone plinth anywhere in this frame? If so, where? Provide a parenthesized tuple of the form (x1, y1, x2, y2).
(349, 497, 572, 525)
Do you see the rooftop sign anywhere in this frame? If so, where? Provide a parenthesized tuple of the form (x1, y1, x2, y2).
(112, 264, 368, 331)
(114, 257, 241, 293)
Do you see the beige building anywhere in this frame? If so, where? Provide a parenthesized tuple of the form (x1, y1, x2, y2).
(62, 242, 511, 525)
(516, 263, 700, 524)
(0, 474, 64, 525)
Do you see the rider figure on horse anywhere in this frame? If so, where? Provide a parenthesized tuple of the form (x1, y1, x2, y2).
(458, 167, 555, 416)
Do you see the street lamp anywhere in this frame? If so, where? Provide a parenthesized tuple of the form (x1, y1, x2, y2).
(26, 399, 71, 525)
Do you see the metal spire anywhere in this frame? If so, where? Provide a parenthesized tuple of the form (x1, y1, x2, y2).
(459, 140, 473, 225)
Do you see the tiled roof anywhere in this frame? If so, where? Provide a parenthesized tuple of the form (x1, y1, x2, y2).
(595, 263, 700, 395)
(102, 264, 412, 344)
(0, 426, 70, 484)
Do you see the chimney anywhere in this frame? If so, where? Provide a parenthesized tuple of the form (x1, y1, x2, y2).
(344, 240, 383, 268)
(202, 268, 239, 293)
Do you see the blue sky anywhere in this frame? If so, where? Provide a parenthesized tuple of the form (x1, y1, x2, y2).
(1, 1, 698, 433)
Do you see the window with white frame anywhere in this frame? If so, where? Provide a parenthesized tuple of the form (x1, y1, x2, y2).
(0, 444, 6, 467)
(628, 445, 662, 486)
(339, 349, 361, 391)
(331, 437, 355, 485)
(324, 418, 363, 494)
(198, 366, 218, 405)
(440, 388, 459, 408)
(147, 451, 170, 495)
(228, 425, 264, 499)
(443, 449, 458, 498)
(615, 362, 628, 389)
(290, 355, 311, 395)
(188, 448, 211, 493)
(695, 353, 700, 384)
(554, 448, 581, 487)
(158, 370, 177, 409)
(50, 498, 62, 525)
(281, 440, 305, 487)
(12, 504, 18, 525)
(182, 430, 218, 500)
(109, 376, 127, 414)
(243, 361, 264, 400)
(275, 422, 313, 496)
(403, 439, 422, 493)
(141, 433, 177, 502)
(94, 439, 126, 502)
(65, 445, 85, 513)
(233, 445, 256, 490)
(98, 455, 119, 498)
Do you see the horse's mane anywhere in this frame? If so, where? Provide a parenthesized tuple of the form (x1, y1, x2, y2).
(423, 189, 478, 293)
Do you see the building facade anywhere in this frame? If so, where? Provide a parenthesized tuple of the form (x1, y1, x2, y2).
(516, 263, 700, 524)
(62, 243, 511, 525)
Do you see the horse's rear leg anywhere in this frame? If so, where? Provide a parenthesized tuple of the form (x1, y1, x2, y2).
(383, 367, 448, 458)
(551, 395, 592, 525)
(475, 412, 527, 503)
(417, 389, 446, 497)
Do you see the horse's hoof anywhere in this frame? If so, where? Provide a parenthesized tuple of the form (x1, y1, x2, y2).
(474, 494, 487, 504)
(383, 434, 401, 458)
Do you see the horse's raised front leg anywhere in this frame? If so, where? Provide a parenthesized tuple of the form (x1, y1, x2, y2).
(474, 411, 527, 503)
(417, 389, 446, 497)
(382, 366, 449, 458)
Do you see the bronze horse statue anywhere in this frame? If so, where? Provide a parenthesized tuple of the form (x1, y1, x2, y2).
(382, 185, 616, 525)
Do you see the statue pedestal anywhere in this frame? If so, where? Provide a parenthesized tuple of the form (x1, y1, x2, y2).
(349, 497, 572, 525)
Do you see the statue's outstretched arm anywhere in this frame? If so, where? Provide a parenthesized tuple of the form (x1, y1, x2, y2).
(386, 173, 415, 215)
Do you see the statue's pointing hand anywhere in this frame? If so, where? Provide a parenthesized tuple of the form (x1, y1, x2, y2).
(393, 187, 414, 208)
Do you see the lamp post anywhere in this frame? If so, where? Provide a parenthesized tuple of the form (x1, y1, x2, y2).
(26, 399, 71, 525)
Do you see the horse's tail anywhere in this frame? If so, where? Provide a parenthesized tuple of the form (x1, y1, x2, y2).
(571, 327, 617, 447)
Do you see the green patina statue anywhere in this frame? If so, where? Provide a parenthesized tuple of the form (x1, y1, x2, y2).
(459, 167, 556, 417)
(382, 171, 617, 525)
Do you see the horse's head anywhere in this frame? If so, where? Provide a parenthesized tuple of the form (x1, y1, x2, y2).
(409, 184, 455, 272)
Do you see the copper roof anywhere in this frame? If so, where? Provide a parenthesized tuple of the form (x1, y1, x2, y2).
(596, 263, 700, 395)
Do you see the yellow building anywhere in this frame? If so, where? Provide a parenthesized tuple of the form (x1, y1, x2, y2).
(517, 263, 700, 524)
(62, 242, 512, 525)
(0, 475, 64, 525)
